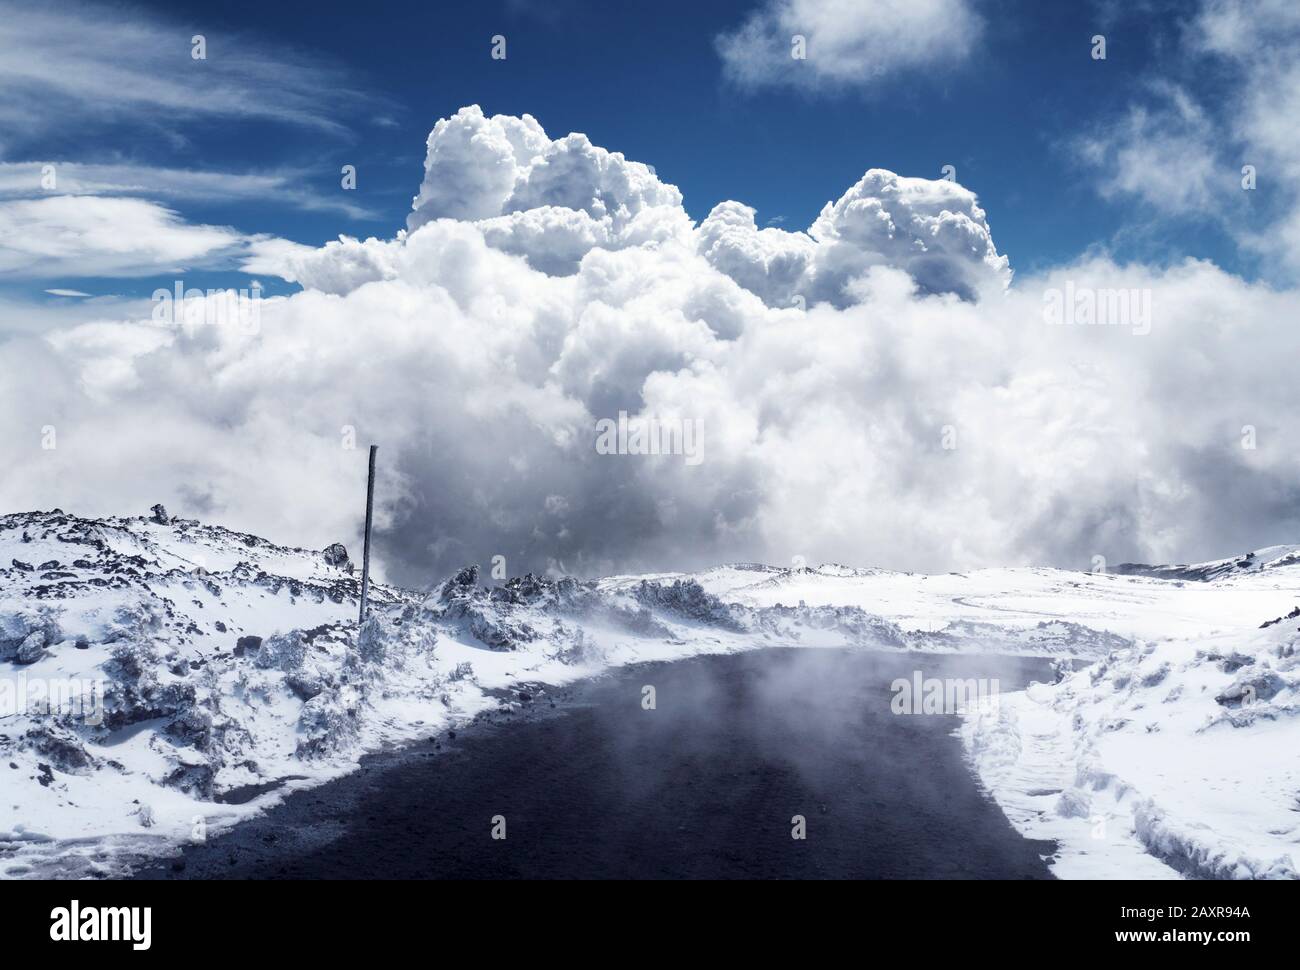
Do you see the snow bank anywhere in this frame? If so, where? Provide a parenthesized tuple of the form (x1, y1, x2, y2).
(963, 615, 1300, 879)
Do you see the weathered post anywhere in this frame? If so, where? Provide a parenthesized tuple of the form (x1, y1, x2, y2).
(358, 444, 377, 624)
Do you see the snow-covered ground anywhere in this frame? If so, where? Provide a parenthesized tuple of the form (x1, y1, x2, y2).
(962, 616, 1300, 879)
(2, 508, 1297, 878)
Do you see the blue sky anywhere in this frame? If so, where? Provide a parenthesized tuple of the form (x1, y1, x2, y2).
(0, 0, 1272, 310)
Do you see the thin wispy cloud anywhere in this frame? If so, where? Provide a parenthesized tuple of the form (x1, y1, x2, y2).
(1076, 82, 1224, 216)
(0, 1, 383, 284)
(0, 196, 252, 278)
(1076, 0, 1300, 279)
(0, 0, 372, 156)
(0, 161, 378, 219)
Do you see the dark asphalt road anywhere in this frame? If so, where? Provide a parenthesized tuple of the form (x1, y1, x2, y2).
(133, 648, 1059, 879)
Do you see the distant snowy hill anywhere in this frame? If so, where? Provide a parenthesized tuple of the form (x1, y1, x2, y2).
(2, 508, 1297, 879)
(1113, 545, 1300, 582)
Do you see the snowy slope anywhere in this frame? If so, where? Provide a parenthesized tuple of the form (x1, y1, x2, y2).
(0, 508, 420, 876)
(3, 509, 1298, 879)
(1113, 545, 1300, 583)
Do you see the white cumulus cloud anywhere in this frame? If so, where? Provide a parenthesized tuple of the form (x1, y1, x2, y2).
(2, 107, 1298, 587)
(405, 106, 689, 275)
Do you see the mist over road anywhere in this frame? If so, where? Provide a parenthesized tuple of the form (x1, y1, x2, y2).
(135, 649, 1058, 879)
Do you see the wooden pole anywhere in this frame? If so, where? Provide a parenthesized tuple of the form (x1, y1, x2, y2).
(358, 444, 377, 624)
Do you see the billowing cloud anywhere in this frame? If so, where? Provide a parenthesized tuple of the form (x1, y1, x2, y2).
(2, 107, 1298, 588)
(264, 107, 1007, 303)
(405, 106, 689, 274)
(699, 170, 1009, 305)
(716, 0, 984, 92)
(243, 235, 402, 295)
